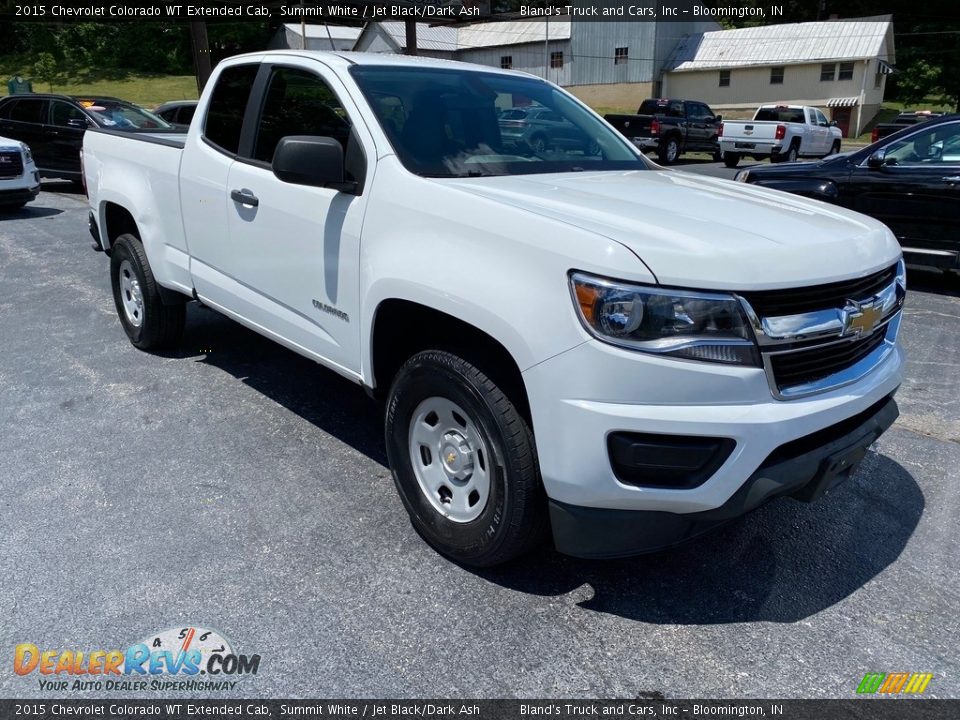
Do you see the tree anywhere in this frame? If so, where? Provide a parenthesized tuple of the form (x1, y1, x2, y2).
(32, 52, 58, 92)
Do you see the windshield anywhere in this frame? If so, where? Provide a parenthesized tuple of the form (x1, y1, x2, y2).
(79, 99, 173, 130)
(349, 65, 648, 178)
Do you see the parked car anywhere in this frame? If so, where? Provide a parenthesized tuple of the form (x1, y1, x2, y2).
(870, 110, 945, 143)
(719, 105, 843, 167)
(498, 106, 597, 155)
(0, 94, 178, 182)
(0, 135, 40, 210)
(154, 100, 198, 127)
(604, 98, 722, 164)
(735, 114, 960, 272)
(84, 51, 904, 566)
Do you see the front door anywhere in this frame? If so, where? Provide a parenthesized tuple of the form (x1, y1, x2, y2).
(0, 98, 48, 169)
(45, 100, 88, 175)
(844, 119, 960, 260)
(223, 61, 372, 373)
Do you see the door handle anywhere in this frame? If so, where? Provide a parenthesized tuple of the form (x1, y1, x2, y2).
(230, 189, 259, 207)
(942, 176, 960, 184)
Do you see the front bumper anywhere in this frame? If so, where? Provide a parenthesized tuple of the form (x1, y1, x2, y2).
(549, 394, 898, 558)
(0, 182, 40, 205)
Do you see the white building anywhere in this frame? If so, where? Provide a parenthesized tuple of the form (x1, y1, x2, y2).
(662, 16, 895, 137)
(269, 23, 362, 51)
(353, 19, 720, 108)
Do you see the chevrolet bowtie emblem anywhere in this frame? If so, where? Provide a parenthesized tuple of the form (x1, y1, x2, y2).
(843, 299, 883, 336)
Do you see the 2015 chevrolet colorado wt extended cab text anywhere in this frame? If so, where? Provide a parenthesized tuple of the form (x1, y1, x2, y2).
(83, 51, 906, 566)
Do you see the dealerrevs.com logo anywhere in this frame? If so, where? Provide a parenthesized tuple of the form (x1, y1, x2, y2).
(857, 672, 934, 695)
(13, 626, 261, 692)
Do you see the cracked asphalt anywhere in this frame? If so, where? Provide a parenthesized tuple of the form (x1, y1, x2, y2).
(0, 183, 957, 699)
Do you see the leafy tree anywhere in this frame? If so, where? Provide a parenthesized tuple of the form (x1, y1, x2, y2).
(32, 51, 57, 92)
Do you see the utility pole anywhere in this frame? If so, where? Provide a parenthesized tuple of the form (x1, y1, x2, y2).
(189, 21, 212, 94)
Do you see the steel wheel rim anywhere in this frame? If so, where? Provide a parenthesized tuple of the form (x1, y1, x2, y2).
(408, 396, 491, 524)
(118, 259, 144, 328)
(788, 147, 798, 162)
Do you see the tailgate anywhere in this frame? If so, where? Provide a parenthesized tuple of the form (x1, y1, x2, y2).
(721, 121, 780, 142)
(604, 114, 653, 137)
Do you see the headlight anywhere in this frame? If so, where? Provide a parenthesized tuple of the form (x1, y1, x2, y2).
(21, 144, 32, 163)
(570, 272, 760, 366)
(734, 169, 750, 182)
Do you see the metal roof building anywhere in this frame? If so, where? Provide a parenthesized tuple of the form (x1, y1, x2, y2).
(270, 23, 363, 51)
(663, 16, 895, 138)
(353, 19, 719, 108)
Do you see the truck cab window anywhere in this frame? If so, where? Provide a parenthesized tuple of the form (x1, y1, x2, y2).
(252, 67, 353, 164)
(204, 64, 259, 155)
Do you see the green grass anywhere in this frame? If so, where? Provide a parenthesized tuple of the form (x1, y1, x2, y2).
(0, 58, 198, 109)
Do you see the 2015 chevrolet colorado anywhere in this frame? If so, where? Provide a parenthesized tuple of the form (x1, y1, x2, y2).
(83, 51, 906, 566)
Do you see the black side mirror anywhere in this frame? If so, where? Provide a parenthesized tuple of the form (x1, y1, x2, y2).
(714, 114, 722, 123)
(272, 136, 355, 192)
(867, 149, 887, 168)
(67, 118, 88, 130)
(830, 120, 839, 127)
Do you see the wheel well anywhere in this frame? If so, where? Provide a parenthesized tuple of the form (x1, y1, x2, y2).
(103, 202, 139, 248)
(371, 300, 531, 424)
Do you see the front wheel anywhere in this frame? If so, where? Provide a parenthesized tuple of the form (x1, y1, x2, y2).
(825, 140, 841, 157)
(385, 350, 547, 567)
(723, 152, 741, 168)
(110, 233, 185, 351)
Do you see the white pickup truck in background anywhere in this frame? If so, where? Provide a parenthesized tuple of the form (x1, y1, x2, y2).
(719, 105, 843, 168)
(83, 51, 905, 566)
(0, 135, 39, 210)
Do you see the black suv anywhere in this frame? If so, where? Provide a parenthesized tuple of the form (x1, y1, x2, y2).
(0, 94, 176, 181)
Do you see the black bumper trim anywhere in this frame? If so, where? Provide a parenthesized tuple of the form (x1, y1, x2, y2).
(550, 393, 899, 559)
(0, 185, 40, 204)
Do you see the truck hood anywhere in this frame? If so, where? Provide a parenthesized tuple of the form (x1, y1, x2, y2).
(0, 135, 25, 153)
(446, 169, 901, 289)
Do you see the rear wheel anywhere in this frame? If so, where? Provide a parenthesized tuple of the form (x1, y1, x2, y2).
(658, 136, 680, 165)
(723, 152, 741, 168)
(110, 233, 185, 351)
(385, 350, 547, 567)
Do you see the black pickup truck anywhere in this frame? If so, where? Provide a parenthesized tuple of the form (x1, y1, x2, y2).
(870, 111, 946, 143)
(605, 98, 723, 164)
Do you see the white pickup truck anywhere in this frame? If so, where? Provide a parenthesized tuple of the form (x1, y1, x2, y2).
(0, 134, 40, 210)
(719, 105, 843, 168)
(83, 51, 905, 566)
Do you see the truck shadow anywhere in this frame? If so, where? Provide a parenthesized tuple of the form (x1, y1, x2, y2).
(476, 452, 922, 625)
(177, 303, 923, 626)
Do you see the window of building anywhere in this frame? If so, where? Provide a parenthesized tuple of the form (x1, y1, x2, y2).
(770, 66, 784, 85)
(550, 51, 563, 69)
(500, 55, 512, 70)
(614, 47, 628, 65)
(875, 70, 883, 88)
(820, 63, 836, 81)
(719, 69, 730, 87)
(838, 61, 855, 81)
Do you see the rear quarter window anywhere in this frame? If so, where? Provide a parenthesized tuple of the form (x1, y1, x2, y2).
(204, 64, 259, 155)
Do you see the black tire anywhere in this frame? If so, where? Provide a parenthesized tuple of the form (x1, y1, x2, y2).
(0, 202, 26, 212)
(785, 142, 800, 163)
(712, 148, 723, 163)
(658, 136, 680, 165)
(723, 152, 741, 168)
(529, 134, 549, 154)
(385, 350, 548, 567)
(826, 140, 841, 157)
(110, 233, 185, 351)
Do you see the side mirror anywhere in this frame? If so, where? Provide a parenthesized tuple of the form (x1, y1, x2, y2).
(830, 120, 839, 127)
(272, 136, 354, 192)
(714, 114, 722, 123)
(67, 118, 89, 130)
(867, 149, 887, 168)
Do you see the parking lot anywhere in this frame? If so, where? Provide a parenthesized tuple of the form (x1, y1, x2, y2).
(0, 180, 958, 699)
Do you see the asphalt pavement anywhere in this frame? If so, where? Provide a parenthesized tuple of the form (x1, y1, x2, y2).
(0, 180, 957, 699)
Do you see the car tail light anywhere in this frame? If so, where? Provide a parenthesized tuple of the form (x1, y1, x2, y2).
(775, 124, 786, 140)
(871, 128, 879, 143)
(718, 123, 724, 138)
(650, 118, 660, 136)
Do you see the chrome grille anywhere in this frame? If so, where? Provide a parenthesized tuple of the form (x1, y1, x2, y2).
(0, 151, 24, 179)
(738, 261, 905, 399)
